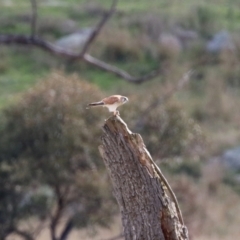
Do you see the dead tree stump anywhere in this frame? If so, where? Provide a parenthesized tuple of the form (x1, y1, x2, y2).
(99, 116, 188, 240)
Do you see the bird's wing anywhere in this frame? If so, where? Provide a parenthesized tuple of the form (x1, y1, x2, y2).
(102, 95, 121, 105)
(88, 101, 104, 107)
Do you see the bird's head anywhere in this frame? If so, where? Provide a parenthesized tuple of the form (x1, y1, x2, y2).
(121, 96, 129, 103)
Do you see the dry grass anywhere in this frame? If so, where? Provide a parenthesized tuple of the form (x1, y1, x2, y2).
(7, 216, 122, 240)
(12, 172, 239, 240)
(168, 164, 240, 240)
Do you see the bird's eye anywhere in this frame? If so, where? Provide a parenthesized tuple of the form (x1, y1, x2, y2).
(121, 97, 128, 102)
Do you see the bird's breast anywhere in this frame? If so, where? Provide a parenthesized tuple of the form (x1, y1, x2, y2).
(105, 103, 120, 112)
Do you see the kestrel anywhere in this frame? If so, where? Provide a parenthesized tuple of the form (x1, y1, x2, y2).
(87, 95, 128, 115)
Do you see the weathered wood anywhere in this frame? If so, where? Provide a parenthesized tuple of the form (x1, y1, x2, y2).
(99, 116, 188, 240)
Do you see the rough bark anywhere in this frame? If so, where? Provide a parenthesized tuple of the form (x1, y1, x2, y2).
(99, 116, 188, 240)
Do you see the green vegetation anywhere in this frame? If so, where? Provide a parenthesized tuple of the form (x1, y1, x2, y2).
(0, 72, 116, 239)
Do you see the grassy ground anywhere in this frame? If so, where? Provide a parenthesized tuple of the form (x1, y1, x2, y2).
(1, 0, 240, 106)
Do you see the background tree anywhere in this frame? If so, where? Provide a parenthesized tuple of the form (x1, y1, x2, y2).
(0, 71, 117, 240)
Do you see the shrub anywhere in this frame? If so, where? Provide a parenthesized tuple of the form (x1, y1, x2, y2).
(0, 71, 116, 239)
(94, 28, 144, 62)
(38, 17, 77, 38)
(132, 99, 204, 160)
(157, 33, 182, 61)
(181, 5, 217, 38)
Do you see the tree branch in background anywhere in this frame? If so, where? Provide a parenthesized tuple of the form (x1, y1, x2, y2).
(146, 70, 193, 111)
(14, 229, 34, 240)
(0, 0, 162, 83)
(30, 0, 38, 37)
(79, 0, 117, 57)
(135, 70, 193, 129)
(59, 219, 74, 240)
(33, 220, 48, 239)
(83, 54, 163, 83)
(0, 34, 83, 57)
(50, 185, 65, 240)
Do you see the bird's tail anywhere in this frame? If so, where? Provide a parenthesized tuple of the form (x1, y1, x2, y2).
(86, 101, 104, 109)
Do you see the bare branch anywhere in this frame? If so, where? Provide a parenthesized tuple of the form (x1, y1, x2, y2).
(80, 0, 118, 56)
(33, 219, 49, 238)
(0, 34, 81, 57)
(50, 185, 65, 240)
(135, 70, 193, 129)
(0, 0, 163, 83)
(83, 54, 162, 83)
(0, 34, 162, 83)
(14, 229, 34, 240)
(59, 219, 74, 240)
(30, 0, 38, 37)
(147, 70, 193, 109)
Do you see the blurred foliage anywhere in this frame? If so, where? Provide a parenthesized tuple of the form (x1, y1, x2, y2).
(182, 5, 217, 38)
(0, 71, 116, 239)
(135, 100, 204, 159)
(95, 28, 144, 62)
(223, 170, 240, 195)
(164, 160, 202, 179)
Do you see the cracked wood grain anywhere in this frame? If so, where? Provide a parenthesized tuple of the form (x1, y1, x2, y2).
(99, 116, 188, 240)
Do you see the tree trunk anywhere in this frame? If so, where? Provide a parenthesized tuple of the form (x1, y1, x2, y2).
(99, 116, 188, 240)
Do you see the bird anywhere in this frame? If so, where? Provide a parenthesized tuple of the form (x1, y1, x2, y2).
(87, 95, 128, 116)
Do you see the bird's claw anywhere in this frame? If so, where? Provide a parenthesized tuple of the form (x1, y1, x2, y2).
(113, 111, 120, 116)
